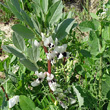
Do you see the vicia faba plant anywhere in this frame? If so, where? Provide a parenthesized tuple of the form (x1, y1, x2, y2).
(1, 0, 78, 110)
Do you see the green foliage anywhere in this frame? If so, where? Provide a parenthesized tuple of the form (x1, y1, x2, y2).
(46, 0, 63, 25)
(19, 95, 36, 110)
(1, 0, 110, 110)
(53, 18, 76, 40)
(12, 24, 35, 39)
(12, 32, 25, 51)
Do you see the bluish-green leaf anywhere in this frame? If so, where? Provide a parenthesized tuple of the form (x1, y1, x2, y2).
(19, 95, 36, 110)
(46, 0, 63, 25)
(27, 46, 40, 63)
(2, 45, 11, 53)
(31, 17, 40, 34)
(6, 0, 23, 20)
(12, 32, 25, 51)
(20, 58, 37, 71)
(12, 24, 34, 39)
(54, 18, 76, 40)
(21, 10, 34, 28)
(11, 0, 21, 12)
(6, 45, 25, 58)
(40, 0, 48, 14)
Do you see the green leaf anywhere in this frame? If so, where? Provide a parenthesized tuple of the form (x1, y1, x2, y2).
(90, 13, 99, 20)
(40, 0, 48, 14)
(19, 95, 36, 110)
(102, 25, 110, 41)
(88, 31, 99, 55)
(79, 21, 95, 32)
(6, 0, 23, 20)
(11, 0, 20, 12)
(92, 19, 101, 31)
(2, 45, 11, 53)
(20, 58, 37, 71)
(73, 85, 84, 108)
(6, 45, 25, 58)
(0, 90, 4, 106)
(21, 10, 34, 28)
(35, 107, 42, 110)
(46, 0, 63, 25)
(54, 18, 76, 40)
(107, 101, 110, 110)
(102, 75, 110, 97)
(73, 85, 97, 108)
(12, 32, 25, 51)
(31, 17, 40, 34)
(12, 24, 34, 39)
(32, 0, 42, 17)
(27, 46, 40, 63)
(80, 49, 92, 57)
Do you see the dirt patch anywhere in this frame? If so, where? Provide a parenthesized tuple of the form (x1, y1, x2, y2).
(0, 72, 5, 79)
(0, 22, 13, 38)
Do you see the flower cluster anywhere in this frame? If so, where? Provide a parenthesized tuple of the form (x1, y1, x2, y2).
(34, 33, 70, 64)
(31, 71, 59, 92)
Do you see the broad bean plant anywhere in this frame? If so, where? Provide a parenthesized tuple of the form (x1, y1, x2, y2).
(1, 0, 110, 110)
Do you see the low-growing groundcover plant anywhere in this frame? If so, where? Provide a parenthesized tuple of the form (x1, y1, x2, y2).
(1, 0, 110, 110)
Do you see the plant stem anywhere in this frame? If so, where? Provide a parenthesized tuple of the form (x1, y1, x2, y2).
(1, 85, 9, 101)
(48, 60, 51, 74)
(63, 57, 66, 65)
(43, 46, 51, 74)
(86, 0, 89, 20)
(43, 46, 48, 53)
(99, 25, 103, 109)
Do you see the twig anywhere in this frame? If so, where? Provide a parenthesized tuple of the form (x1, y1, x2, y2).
(43, 46, 51, 74)
(1, 85, 9, 101)
(48, 60, 51, 74)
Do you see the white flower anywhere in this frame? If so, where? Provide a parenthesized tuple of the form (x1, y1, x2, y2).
(44, 36, 54, 48)
(46, 51, 56, 60)
(31, 71, 46, 87)
(48, 81, 57, 91)
(51, 59, 55, 65)
(47, 73, 54, 81)
(55, 38, 58, 46)
(57, 53, 63, 59)
(9, 96, 19, 108)
(31, 78, 42, 87)
(59, 101, 68, 109)
(54, 44, 67, 54)
(35, 71, 46, 79)
(69, 98, 76, 104)
(34, 40, 40, 47)
(12, 65, 19, 74)
(41, 32, 46, 41)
